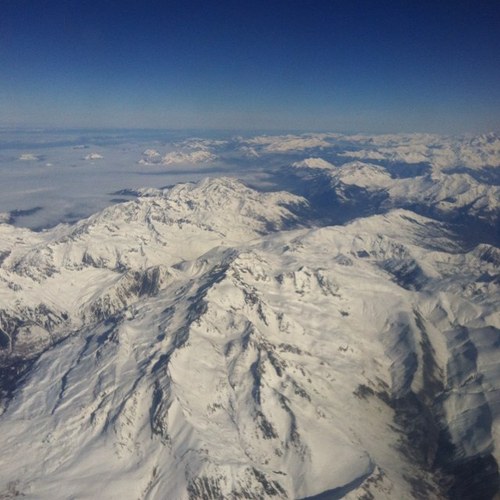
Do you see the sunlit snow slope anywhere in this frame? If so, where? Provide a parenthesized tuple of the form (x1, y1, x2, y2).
(0, 177, 499, 499)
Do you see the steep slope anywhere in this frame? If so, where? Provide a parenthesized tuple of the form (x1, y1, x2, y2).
(0, 177, 307, 362)
(4, 177, 306, 279)
(337, 132, 500, 171)
(0, 180, 498, 499)
(280, 158, 500, 246)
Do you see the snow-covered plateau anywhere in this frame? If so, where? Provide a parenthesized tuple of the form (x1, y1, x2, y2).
(0, 133, 499, 499)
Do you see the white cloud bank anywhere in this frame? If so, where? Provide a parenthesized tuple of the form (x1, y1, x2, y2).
(18, 153, 40, 161)
(84, 153, 104, 160)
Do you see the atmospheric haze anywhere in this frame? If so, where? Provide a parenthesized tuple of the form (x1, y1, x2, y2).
(1, 0, 500, 498)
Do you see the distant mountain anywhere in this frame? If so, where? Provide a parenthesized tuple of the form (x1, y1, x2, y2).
(279, 157, 500, 247)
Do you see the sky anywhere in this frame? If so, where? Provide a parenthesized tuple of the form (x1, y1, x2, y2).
(1, 0, 500, 133)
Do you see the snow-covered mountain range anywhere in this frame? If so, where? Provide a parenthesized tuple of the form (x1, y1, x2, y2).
(0, 137, 499, 499)
(282, 157, 499, 247)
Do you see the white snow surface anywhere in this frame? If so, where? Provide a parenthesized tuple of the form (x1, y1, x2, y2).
(2, 130, 499, 231)
(291, 158, 335, 170)
(331, 161, 394, 189)
(161, 149, 217, 165)
(244, 134, 331, 152)
(302, 158, 500, 223)
(0, 177, 499, 499)
(338, 132, 500, 170)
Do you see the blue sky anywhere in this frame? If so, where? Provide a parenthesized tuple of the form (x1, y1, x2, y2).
(2, 0, 500, 133)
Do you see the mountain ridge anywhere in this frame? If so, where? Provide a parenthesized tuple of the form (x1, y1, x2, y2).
(0, 176, 498, 499)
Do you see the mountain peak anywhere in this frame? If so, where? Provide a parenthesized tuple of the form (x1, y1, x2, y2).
(291, 157, 335, 170)
(0, 167, 498, 499)
(333, 161, 393, 189)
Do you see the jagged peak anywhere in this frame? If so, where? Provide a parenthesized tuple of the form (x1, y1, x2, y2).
(4, 178, 309, 280)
